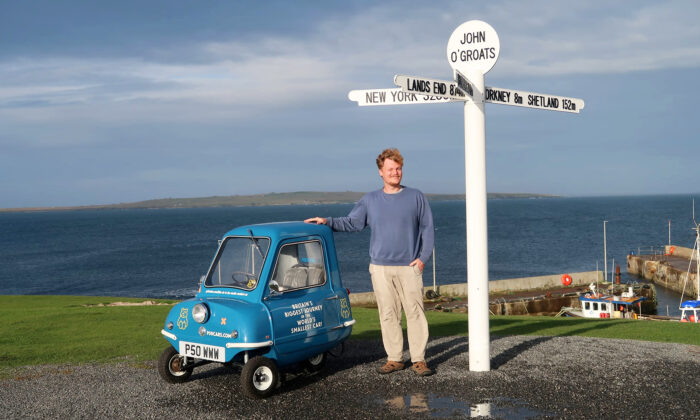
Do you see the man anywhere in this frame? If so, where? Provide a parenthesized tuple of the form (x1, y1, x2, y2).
(305, 148, 434, 376)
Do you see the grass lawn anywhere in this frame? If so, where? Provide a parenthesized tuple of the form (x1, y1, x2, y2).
(1, 295, 698, 369)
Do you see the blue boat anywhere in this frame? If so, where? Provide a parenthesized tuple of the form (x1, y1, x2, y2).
(680, 300, 699, 323)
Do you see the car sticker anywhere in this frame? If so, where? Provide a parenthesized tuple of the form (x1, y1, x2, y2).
(205, 290, 248, 297)
(177, 308, 189, 330)
(206, 330, 232, 338)
(284, 300, 323, 334)
(340, 297, 351, 319)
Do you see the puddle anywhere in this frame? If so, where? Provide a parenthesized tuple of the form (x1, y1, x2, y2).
(382, 393, 552, 418)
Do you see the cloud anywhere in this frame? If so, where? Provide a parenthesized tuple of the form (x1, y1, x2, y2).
(0, 0, 698, 152)
(2, 1, 698, 115)
(489, 1, 700, 76)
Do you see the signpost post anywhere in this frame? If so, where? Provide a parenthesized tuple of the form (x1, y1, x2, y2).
(446, 20, 500, 372)
(347, 20, 584, 372)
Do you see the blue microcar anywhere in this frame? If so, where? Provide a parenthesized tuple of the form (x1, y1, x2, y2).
(158, 222, 355, 398)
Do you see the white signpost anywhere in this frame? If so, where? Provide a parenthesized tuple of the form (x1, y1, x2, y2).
(348, 88, 460, 106)
(484, 86, 584, 113)
(446, 20, 499, 373)
(348, 20, 584, 372)
(454, 70, 476, 99)
(393, 75, 471, 101)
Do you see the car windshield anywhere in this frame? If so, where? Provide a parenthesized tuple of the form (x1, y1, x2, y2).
(205, 236, 270, 290)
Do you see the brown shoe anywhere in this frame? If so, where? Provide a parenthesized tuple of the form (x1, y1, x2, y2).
(377, 360, 405, 374)
(411, 361, 433, 377)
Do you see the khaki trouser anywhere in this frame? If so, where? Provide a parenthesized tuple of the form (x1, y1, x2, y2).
(369, 263, 429, 363)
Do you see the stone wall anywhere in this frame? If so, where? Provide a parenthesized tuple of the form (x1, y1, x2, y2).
(349, 270, 602, 306)
(665, 245, 694, 260)
(627, 253, 698, 298)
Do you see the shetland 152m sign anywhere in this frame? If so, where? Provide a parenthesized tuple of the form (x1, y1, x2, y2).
(484, 86, 583, 113)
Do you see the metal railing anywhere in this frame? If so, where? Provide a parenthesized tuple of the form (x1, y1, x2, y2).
(635, 246, 669, 261)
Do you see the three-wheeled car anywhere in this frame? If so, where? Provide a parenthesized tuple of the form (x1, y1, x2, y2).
(158, 222, 355, 397)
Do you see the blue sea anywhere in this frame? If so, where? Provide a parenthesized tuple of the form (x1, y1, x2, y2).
(1, 195, 696, 314)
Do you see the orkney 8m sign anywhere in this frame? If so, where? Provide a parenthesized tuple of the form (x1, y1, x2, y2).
(485, 86, 584, 113)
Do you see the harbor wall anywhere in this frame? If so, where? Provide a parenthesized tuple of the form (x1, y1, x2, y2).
(666, 245, 694, 259)
(349, 270, 602, 306)
(627, 251, 698, 298)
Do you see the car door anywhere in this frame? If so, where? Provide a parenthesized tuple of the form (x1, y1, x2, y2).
(264, 238, 342, 357)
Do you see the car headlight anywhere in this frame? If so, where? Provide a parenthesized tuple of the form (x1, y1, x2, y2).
(192, 303, 209, 324)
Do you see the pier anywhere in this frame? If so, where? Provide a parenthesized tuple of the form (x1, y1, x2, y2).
(349, 270, 602, 306)
(348, 270, 659, 316)
(627, 245, 698, 297)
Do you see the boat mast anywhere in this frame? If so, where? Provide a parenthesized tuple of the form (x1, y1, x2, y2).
(688, 199, 700, 300)
(603, 220, 608, 283)
(681, 200, 700, 304)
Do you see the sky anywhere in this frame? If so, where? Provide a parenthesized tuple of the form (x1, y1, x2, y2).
(1, 0, 699, 208)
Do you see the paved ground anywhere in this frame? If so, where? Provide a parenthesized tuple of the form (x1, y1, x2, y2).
(2, 335, 699, 419)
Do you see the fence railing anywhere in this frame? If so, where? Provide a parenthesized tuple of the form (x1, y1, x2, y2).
(635, 245, 668, 261)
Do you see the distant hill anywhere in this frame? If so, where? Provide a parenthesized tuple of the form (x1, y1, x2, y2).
(1, 191, 558, 213)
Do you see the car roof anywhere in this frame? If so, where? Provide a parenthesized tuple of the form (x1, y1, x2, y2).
(222, 221, 332, 242)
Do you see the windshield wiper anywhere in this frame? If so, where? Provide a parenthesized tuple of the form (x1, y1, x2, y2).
(247, 229, 264, 257)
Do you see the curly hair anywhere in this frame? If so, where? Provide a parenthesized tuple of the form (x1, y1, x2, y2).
(376, 148, 404, 169)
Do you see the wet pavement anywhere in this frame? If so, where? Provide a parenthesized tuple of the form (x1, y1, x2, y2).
(2, 335, 699, 419)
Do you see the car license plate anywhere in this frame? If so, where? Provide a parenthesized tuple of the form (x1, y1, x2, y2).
(179, 341, 225, 362)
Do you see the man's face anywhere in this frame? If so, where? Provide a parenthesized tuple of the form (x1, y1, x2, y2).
(379, 158, 403, 188)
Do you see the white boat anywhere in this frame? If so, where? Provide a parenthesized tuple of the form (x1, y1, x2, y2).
(571, 220, 646, 320)
(679, 210, 700, 323)
(577, 283, 646, 319)
(558, 283, 647, 319)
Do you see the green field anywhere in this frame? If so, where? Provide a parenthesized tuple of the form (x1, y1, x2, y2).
(1, 295, 697, 369)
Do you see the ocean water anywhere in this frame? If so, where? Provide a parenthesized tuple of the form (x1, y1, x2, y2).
(1, 195, 696, 313)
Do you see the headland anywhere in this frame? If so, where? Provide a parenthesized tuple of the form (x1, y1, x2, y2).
(0, 191, 557, 213)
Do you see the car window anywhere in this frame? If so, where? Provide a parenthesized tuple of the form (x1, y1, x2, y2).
(205, 237, 270, 290)
(272, 240, 326, 291)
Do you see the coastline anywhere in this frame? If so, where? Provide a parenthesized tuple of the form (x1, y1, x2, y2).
(0, 191, 558, 213)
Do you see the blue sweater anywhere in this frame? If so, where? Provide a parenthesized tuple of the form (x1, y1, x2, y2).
(327, 187, 434, 266)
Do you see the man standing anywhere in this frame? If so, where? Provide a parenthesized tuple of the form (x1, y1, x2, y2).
(305, 148, 434, 376)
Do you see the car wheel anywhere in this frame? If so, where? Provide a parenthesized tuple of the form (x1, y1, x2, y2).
(240, 356, 279, 398)
(158, 346, 192, 383)
(303, 352, 327, 373)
